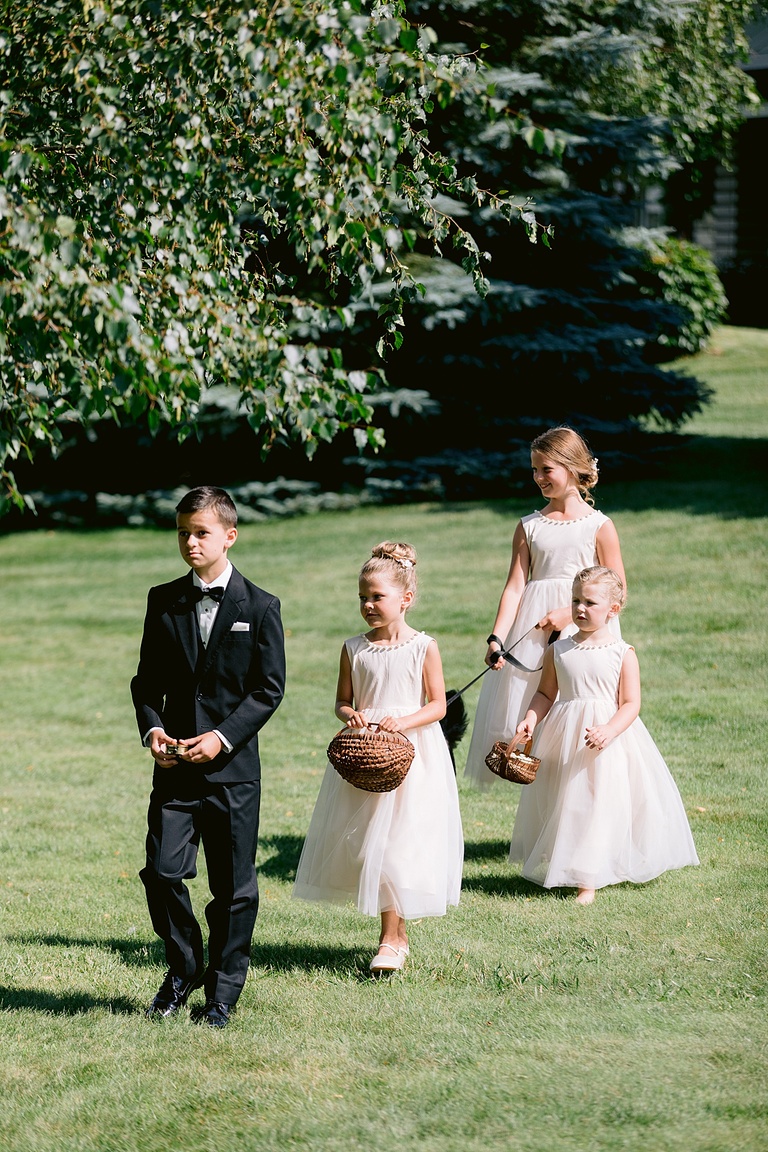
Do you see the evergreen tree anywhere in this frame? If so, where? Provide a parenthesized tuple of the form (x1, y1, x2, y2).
(350, 0, 756, 488)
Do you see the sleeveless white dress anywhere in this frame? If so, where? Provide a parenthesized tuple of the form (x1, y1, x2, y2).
(293, 631, 464, 919)
(465, 508, 619, 787)
(510, 637, 699, 890)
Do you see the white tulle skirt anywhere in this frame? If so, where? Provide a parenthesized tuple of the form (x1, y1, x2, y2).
(293, 710, 464, 919)
(509, 699, 699, 890)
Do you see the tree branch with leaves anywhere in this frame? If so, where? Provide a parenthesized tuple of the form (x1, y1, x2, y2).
(0, 0, 542, 512)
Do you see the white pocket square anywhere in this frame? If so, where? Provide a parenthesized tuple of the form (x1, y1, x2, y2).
(230, 621, 250, 632)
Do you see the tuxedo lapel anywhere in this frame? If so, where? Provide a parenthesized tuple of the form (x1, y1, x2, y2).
(171, 577, 201, 671)
(199, 569, 247, 675)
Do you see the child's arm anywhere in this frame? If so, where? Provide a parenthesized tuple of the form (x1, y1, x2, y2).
(335, 644, 368, 728)
(486, 520, 531, 668)
(596, 518, 627, 590)
(515, 646, 558, 741)
(131, 588, 182, 765)
(584, 646, 641, 751)
(377, 639, 446, 734)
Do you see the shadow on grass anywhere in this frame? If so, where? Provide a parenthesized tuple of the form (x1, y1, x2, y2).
(463, 838, 511, 862)
(254, 940, 429, 983)
(6, 931, 371, 985)
(7, 933, 165, 968)
(253, 940, 366, 975)
(257, 833, 304, 881)
(598, 434, 768, 519)
(459, 434, 767, 521)
(0, 985, 136, 1015)
(460, 871, 556, 898)
(462, 839, 555, 897)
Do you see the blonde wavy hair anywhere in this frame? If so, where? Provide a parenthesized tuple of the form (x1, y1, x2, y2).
(531, 426, 599, 505)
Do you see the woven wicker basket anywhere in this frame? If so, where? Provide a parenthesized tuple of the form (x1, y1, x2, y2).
(484, 738, 541, 785)
(327, 725, 415, 793)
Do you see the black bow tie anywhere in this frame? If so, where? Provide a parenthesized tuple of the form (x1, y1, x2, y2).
(194, 585, 226, 604)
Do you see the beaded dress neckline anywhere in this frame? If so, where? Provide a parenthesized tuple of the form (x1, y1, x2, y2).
(361, 630, 424, 652)
(569, 637, 622, 651)
(535, 508, 597, 525)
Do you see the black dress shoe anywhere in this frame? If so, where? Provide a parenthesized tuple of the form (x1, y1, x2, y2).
(190, 999, 233, 1028)
(145, 969, 205, 1019)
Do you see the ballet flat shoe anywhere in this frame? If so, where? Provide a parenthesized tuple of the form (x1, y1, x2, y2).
(369, 944, 407, 972)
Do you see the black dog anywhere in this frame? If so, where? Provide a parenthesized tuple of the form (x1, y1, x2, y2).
(440, 692, 469, 773)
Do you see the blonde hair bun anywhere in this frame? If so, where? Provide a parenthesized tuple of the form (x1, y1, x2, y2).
(360, 541, 418, 600)
(370, 541, 417, 568)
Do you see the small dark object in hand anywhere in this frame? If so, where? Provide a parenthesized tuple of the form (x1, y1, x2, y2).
(327, 725, 415, 793)
(165, 743, 183, 755)
(440, 693, 469, 773)
(485, 738, 541, 785)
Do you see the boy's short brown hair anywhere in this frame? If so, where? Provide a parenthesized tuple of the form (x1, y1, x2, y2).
(175, 486, 238, 529)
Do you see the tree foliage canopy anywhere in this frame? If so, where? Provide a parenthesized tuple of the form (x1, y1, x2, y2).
(0, 0, 539, 511)
(352, 0, 756, 465)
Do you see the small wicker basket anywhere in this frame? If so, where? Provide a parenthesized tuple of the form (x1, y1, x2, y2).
(327, 725, 415, 793)
(484, 738, 541, 785)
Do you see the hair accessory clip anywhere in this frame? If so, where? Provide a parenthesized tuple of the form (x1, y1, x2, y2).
(374, 549, 415, 569)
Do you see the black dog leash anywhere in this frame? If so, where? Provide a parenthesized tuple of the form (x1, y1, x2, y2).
(445, 627, 560, 708)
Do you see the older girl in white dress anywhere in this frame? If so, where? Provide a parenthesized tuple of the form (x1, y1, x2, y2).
(511, 566, 699, 903)
(293, 542, 463, 971)
(465, 427, 626, 787)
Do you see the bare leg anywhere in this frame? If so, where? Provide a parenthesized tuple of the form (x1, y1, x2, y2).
(378, 909, 408, 951)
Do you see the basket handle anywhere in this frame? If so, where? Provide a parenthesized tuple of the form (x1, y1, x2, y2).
(337, 722, 410, 744)
(505, 737, 534, 759)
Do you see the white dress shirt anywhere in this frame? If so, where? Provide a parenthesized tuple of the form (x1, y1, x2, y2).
(192, 560, 233, 647)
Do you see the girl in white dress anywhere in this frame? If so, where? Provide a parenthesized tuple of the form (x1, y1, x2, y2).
(293, 542, 463, 972)
(465, 426, 626, 787)
(511, 566, 699, 903)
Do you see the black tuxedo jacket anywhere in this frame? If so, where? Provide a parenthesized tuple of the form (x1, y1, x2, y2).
(131, 566, 285, 786)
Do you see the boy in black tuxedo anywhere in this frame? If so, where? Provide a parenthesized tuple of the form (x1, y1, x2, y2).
(131, 486, 285, 1027)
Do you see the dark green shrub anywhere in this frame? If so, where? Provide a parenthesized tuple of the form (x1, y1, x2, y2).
(636, 234, 729, 356)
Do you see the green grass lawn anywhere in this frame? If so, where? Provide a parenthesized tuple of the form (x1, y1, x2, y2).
(1, 326, 766, 1152)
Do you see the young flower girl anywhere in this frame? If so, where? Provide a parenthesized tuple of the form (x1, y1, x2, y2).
(465, 426, 625, 787)
(510, 566, 699, 903)
(293, 542, 463, 970)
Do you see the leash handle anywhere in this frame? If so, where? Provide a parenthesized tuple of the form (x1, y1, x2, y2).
(445, 628, 560, 707)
